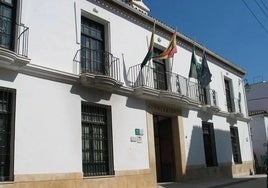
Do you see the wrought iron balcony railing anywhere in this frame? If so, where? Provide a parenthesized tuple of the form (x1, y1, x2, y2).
(74, 48, 121, 81)
(16, 23, 29, 57)
(128, 64, 219, 108)
(234, 97, 242, 114)
(200, 88, 219, 107)
(0, 19, 29, 57)
(227, 97, 242, 115)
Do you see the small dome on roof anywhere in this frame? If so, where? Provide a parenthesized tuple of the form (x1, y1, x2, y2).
(126, 0, 150, 15)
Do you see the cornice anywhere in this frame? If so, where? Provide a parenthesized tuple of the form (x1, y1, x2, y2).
(0, 48, 30, 70)
(20, 64, 79, 84)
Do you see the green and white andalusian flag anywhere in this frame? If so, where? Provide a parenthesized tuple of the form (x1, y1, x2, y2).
(188, 46, 201, 79)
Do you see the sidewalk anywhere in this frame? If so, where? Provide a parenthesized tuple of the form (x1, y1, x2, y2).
(157, 174, 267, 188)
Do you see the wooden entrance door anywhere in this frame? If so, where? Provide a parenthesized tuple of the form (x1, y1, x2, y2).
(154, 116, 175, 182)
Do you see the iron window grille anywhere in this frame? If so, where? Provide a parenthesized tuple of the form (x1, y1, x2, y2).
(230, 126, 242, 164)
(202, 122, 218, 167)
(81, 102, 114, 177)
(0, 87, 15, 182)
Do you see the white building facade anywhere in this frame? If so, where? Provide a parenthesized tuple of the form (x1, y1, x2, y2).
(0, 0, 253, 187)
(246, 81, 268, 171)
(249, 111, 268, 170)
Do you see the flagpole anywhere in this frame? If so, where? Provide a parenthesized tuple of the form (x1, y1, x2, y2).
(170, 27, 177, 72)
(146, 29, 155, 87)
(201, 46, 205, 104)
(194, 40, 199, 88)
(192, 40, 197, 86)
(170, 49, 175, 92)
(192, 40, 200, 101)
(143, 35, 149, 86)
(145, 34, 152, 87)
(145, 21, 155, 87)
(198, 44, 201, 103)
(171, 57, 174, 73)
(202, 44, 206, 54)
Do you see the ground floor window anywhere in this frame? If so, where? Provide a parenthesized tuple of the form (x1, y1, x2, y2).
(202, 122, 218, 167)
(81, 102, 114, 176)
(0, 87, 15, 182)
(230, 126, 242, 164)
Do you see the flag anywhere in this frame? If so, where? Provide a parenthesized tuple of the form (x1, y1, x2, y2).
(188, 46, 201, 79)
(153, 31, 177, 60)
(200, 52, 212, 88)
(141, 23, 155, 69)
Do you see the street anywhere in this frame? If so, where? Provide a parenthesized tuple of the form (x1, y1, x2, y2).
(157, 175, 267, 188)
(219, 176, 266, 188)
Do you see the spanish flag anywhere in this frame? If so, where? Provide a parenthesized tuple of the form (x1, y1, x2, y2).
(153, 30, 177, 60)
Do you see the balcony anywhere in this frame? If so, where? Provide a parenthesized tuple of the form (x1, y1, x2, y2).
(0, 23, 30, 70)
(74, 48, 122, 90)
(228, 97, 244, 118)
(128, 64, 219, 110)
(199, 88, 220, 112)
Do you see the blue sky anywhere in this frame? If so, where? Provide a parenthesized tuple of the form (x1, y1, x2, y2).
(143, 0, 268, 83)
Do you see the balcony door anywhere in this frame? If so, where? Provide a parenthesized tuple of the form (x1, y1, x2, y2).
(153, 49, 167, 90)
(224, 79, 234, 112)
(81, 17, 105, 74)
(0, 0, 16, 50)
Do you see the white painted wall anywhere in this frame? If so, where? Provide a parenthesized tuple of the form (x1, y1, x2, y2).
(183, 109, 253, 166)
(0, 68, 149, 174)
(236, 121, 253, 162)
(183, 110, 206, 166)
(212, 116, 233, 164)
(0, 69, 82, 174)
(107, 95, 149, 171)
(21, 0, 79, 73)
(15, 76, 82, 174)
(246, 81, 268, 166)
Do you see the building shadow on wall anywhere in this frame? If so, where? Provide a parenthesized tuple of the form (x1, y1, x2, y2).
(185, 125, 234, 180)
(125, 96, 146, 110)
(226, 116, 237, 127)
(0, 68, 18, 82)
(70, 85, 112, 102)
(122, 54, 132, 87)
